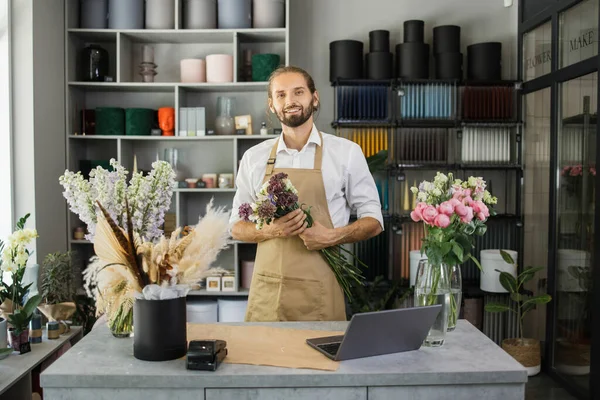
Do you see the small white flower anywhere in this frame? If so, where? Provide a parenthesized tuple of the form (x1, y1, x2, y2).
(432, 188, 442, 197)
(410, 187, 418, 194)
(417, 192, 428, 202)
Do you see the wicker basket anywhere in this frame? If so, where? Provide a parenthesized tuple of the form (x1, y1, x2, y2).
(502, 338, 540, 371)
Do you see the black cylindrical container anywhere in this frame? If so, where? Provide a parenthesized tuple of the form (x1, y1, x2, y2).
(433, 25, 460, 54)
(467, 42, 502, 81)
(133, 297, 187, 361)
(435, 52, 463, 79)
(366, 52, 393, 79)
(369, 30, 390, 52)
(330, 40, 364, 82)
(396, 43, 429, 79)
(403, 20, 424, 43)
(79, 45, 109, 82)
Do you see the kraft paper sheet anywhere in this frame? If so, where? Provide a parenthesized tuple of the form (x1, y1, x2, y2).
(187, 323, 345, 371)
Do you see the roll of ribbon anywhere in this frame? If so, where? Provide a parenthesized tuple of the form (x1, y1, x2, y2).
(47, 321, 60, 340)
(251, 53, 280, 82)
(126, 108, 154, 136)
(96, 107, 125, 135)
(29, 314, 42, 343)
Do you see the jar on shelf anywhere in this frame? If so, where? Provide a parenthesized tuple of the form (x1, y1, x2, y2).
(215, 96, 235, 135)
(73, 227, 85, 240)
(79, 45, 109, 82)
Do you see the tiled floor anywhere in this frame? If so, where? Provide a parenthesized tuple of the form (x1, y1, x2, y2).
(526, 373, 579, 400)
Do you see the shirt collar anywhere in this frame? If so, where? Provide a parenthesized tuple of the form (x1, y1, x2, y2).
(276, 124, 321, 154)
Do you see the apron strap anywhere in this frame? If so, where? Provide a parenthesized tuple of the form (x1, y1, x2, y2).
(264, 131, 324, 176)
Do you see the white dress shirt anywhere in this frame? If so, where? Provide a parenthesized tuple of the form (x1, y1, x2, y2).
(230, 124, 384, 230)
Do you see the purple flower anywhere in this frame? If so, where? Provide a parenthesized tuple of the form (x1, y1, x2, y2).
(267, 179, 284, 196)
(275, 191, 298, 209)
(238, 203, 253, 222)
(272, 172, 288, 181)
(257, 201, 276, 220)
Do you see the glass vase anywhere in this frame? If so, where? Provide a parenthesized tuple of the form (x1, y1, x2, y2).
(414, 259, 451, 347)
(109, 303, 134, 338)
(215, 96, 235, 135)
(447, 264, 462, 332)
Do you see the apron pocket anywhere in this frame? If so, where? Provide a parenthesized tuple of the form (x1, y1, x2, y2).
(246, 272, 281, 321)
(279, 276, 325, 321)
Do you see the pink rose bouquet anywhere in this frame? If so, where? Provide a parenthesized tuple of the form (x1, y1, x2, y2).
(238, 172, 367, 300)
(410, 173, 497, 268)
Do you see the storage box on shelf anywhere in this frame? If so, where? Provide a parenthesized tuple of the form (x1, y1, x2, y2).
(65, 0, 290, 298)
(331, 79, 524, 295)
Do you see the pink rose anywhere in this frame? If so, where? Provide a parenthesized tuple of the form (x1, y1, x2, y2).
(449, 198, 461, 208)
(463, 188, 472, 197)
(422, 205, 438, 225)
(570, 165, 582, 176)
(434, 213, 451, 228)
(411, 202, 428, 222)
(455, 203, 468, 217)
(463, 196, 474, 206)
(591, 167, 596, 176)
(481, 203, 490, 217)
(472, 200, 486, 214)
(460, 206, 474, 223)
(477, 212, 486, 221)
(438, 201, 454, 216)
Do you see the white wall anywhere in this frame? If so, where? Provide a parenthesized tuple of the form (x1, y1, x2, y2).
(11, 0, 66, 263)
(289, 0, 518, 131)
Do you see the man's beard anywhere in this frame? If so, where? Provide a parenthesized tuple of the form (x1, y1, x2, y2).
(275, 102, 314, 128)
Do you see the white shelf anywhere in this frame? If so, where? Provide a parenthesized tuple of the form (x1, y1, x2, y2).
(68, 28, 286, 44)
(68, 81, 268, 92)
(69, 134, 278, 140)
(188, 289, 249, 297)
(175, 188, 236, 193)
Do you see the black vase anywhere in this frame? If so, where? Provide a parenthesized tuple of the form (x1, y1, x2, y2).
(403, 20, 424, 43)
(396, 42, 430, 79)
(79, 44, 109, 82)
(433, 25, 461, 54)
(467, 42, 502, 81)
(133, 297, 187, 361)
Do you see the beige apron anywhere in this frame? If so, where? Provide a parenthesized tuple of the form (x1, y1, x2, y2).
(244, 132, 347, 322)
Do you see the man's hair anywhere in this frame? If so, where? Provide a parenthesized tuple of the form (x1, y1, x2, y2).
(267, 65, 319, 111)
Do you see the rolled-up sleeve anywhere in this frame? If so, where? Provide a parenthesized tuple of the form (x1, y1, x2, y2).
(229, 152, 256, 227)
(345, 143, 384, 230)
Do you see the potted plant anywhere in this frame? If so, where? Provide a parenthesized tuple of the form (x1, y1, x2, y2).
(7, 294, 41, 351)
(485, 250, 552, 376)
(0, 214, 38, 320)
(37, 251, 77, 326)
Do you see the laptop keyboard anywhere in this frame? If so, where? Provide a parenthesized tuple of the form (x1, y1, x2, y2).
(317, 342, 341, 356)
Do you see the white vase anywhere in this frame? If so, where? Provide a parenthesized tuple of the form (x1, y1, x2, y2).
(480, 250, 517, 293)
(409, 250, 427, 287)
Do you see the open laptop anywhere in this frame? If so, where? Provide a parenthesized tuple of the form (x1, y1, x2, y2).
(306, 305, 442, 361)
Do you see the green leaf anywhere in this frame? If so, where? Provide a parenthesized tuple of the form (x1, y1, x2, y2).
(522, 294, 551, 307)
(463, 223, 476, 235)
(475, 224, 487, 236)
(517, 266, 544, 286)
(15, 213, 30, 230)
(452, 242, 464, 262)
(498, 271, 518, 293)
(455, 233, 472, 252)
(485, 303, 511, 313)
(521, 302, 537, 317)
(500, 250, 515, 265)
(440, 242, 452, 256)
(22, 294, 42, 316)
(510, 292, 523, 303)
(568, 266, 581, 280)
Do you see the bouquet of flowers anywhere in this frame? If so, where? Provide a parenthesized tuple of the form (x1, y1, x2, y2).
(59, 158, 176, 242)
(561, 164, 596, 197)
(410, 173, 497, 329)
(238, 172, 366, 299)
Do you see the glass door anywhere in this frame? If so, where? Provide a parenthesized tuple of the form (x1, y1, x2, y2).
(553, 71, 597, 392)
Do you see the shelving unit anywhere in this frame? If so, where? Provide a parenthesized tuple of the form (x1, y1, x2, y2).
(331, 78, 524, 289)
(64, 0, 290, 298)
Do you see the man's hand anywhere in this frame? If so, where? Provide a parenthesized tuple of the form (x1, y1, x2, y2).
(299, 221, 335, 251)
(263, 209, 307, 238)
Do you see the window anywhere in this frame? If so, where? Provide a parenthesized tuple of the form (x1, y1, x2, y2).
(0, 0, 11, 239)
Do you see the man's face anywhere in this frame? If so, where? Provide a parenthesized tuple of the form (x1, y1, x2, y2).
(269, 72, 318, 128)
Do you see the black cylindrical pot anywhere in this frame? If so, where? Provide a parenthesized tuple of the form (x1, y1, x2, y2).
(79, 45, 109, 82)
(433, 25, 460, 54)
(330, 40, 364, 82)
(366, 52, 393, 79)
(133, 297, 187, 361)
(467, 42, 502, 81)
(403, 20, 424, 43)
(369, 30, 390, 52)
(396, 43, 429, 79)
(435, 52, 463, 79)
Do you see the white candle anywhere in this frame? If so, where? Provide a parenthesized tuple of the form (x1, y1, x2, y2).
(142, 45, 154, 63)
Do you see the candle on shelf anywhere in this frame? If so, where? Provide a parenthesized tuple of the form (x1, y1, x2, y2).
(133, 154, 138, 174)
(403, 180, 410, 212)
(142, 45, 154, 64)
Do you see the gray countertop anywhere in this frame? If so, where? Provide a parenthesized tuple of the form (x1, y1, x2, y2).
(40, 320, 527, 390)
(1, 327, 82, 395)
